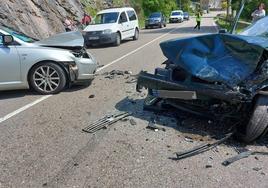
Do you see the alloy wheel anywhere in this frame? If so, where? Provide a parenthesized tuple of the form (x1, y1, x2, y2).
(33, 66, 60, 92)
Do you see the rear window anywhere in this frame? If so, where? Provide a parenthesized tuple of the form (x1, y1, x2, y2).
(127, 10, 137, 21)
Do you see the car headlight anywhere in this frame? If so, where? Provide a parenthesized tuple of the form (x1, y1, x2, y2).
(102, 29, 112, 34)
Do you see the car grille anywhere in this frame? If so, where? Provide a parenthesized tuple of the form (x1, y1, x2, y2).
(86, 31, 102, 35)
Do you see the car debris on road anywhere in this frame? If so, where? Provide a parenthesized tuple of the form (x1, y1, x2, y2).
(82, 111, 131, 133)
(102, 70, 132, 79)
(174, 132, 234, 160)
(222, 149, 268, 166)
(146, 119, 166, 132)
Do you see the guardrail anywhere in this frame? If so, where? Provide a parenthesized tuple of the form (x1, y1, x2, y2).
(218, 15, 251, 28)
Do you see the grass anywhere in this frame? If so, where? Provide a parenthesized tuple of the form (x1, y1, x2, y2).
(214, 17, 249, 34)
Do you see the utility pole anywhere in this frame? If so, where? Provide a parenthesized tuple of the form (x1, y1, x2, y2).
(177, 0, 182, 9)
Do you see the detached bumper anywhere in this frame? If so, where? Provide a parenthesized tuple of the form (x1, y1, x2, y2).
(84, 32, 117, 45)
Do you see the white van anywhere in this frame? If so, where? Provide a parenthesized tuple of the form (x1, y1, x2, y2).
(169, 10, 184, 23)
(83, 7, 139, 46)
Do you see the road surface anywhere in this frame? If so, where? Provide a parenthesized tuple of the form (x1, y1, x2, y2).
(0, 12, 267, 188)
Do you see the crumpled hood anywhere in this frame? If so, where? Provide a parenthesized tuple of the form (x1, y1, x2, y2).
(35, 31, 84, 49)
(160, 33, 268, 87)
(83, 24, 115, 32)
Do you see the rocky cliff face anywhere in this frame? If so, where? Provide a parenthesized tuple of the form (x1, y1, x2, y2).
(0, 0, 85, 39)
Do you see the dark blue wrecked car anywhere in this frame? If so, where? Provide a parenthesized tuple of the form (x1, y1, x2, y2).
(137, 16, 268, 143)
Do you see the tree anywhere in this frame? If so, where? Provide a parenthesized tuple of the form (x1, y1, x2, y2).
(142, 0, 178, 17)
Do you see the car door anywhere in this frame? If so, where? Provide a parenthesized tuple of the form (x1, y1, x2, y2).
(118, 11, 130, 39)
(127, 10, 138, 37)
(0, 34, 21, 89)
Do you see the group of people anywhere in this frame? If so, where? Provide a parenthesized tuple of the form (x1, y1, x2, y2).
(63, 13, 92, 32)
(193, 3, 266, 31)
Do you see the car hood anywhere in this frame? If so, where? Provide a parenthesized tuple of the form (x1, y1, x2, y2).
(83, 24, 115, 32)
(35, 31, 84, 50)
(160, 33, 268, 88)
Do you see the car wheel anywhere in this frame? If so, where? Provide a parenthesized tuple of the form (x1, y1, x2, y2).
(133, 28, 139, 40)
(114, 32, 121, 46)
(239, 96, 268, 143)
(29, 62, 67, 95)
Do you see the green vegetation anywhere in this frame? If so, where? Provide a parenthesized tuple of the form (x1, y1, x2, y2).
(231, 0, 268, 21)
(215, 16, 249, 33)
(80, 0, 193, 28)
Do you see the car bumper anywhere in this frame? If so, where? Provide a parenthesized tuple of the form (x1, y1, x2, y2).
(70, 56, 97, 82)
(84, 32, 117, 45)
(136, 70, 247, 103)
(169, 18, 183, 23)
(146, 22, 161, 27)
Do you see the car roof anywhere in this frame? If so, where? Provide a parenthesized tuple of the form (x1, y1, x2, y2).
(98, 7, 135, 14)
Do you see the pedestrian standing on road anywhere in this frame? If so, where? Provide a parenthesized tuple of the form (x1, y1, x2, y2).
(251, 3, 266, 22)
(194, 10, 202, 30)
(81, 13, 92, 29)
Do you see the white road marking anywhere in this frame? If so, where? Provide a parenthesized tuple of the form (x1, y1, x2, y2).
(0, 22, 187, 124)
(0, 95, 51, 124)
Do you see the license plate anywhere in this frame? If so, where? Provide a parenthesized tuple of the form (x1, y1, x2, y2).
(89, 36, 99, 40)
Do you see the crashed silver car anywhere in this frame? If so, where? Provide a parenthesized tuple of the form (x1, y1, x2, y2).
(0, 26, 98, 94)
(137, 11, 268, 143)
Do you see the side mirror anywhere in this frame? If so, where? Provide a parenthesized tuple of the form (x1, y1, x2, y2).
(219, 29, 227, 34)
(3, 35, 14, 45)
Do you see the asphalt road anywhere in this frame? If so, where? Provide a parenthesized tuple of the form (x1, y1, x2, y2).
(0, 12, 268, 188)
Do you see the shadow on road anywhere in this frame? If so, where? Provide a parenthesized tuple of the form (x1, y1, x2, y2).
(115, 96, 267, 147)
(0, 90, 36, 100)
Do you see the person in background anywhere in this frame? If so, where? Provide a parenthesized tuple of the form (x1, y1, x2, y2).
(81, 13, 92, 28)
(194, 10, 202, 30)
(251, 3, 266, 22)
(64, 16, 75, 32)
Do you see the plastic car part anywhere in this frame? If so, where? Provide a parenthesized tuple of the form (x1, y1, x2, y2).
(175, 132, 234, 160)
(82, 112, 131, 133)
(222, 149, 268, 166)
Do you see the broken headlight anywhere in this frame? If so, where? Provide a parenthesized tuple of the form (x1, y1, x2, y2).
(72, 48, 90, 58)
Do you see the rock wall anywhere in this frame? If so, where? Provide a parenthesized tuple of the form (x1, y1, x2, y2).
(0, 0, 128, 39)
(0, 0, 85, 39)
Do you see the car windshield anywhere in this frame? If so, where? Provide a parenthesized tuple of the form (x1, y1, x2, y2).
(149, 13, 161, 18)
(172, 12, 182, 16)
(93, 12, 119, 24)
(239, 16, 268, 37)
(183, 12, 189, 16)
(0, 26, 36, 43)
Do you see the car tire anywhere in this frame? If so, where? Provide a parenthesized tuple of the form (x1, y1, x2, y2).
(114, 32, 121, 46)
(133, 28, 139, 40)
(160, 23, 163, 28)
(29, 62, 67, 95)
(239, 96, 268, 143)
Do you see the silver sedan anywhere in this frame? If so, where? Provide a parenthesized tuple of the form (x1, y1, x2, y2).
(0, 26, 98, 94)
